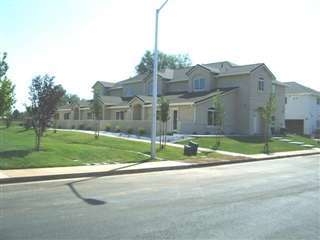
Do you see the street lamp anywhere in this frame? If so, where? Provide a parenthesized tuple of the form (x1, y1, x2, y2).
(151, 0, 169, 159)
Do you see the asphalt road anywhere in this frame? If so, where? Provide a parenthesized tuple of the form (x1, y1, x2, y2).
(1, 155, 319, 240)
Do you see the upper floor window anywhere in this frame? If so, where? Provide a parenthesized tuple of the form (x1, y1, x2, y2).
(258, 78, 264, 92)
(194, 78, 205, 91)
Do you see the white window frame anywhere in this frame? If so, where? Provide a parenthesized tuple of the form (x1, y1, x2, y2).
(194, 78, 205, 91)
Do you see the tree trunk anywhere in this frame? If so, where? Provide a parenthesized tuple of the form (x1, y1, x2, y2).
(164, 121, 167, 148)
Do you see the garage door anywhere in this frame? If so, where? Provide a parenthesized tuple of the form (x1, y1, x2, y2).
(285, 120, 304, 135)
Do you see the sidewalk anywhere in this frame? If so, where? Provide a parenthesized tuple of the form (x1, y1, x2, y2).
(1, 148, 319, 184)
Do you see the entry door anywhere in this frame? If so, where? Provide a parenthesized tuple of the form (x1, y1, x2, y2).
(173, 110, 178, 130)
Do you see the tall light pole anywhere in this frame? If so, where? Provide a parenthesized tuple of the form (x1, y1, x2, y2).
(151, 0, 168, 159)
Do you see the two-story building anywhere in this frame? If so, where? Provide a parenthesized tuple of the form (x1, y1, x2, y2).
(284, 82, 320, 135)
(56, 61, 286, 135)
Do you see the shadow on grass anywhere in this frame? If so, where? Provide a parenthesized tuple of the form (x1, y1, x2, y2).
(0, 149, 32, 158)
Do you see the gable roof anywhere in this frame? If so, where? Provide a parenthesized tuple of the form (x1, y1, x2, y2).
(94, 81, 114, 88)
(96, 61, 275, 90)
(284, 82, 320, 95)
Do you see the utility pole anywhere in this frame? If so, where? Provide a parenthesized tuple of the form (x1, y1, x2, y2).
(151, 0, 169, 159)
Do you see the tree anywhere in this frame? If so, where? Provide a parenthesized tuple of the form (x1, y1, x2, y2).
(58, 90, 80, 106)
(135, 50, 192, 74)
(159, 96, 170, 149)
(258, 94, 276, 154)
(0, 52, 15, 121)
(212, 90, 224, 148)
(91, 89, 102, 139)
(29, 75, 65, 151)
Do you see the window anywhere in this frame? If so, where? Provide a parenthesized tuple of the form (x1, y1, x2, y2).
(272, 84, 276, 94)
(258, 78, 264, 92)
(116, 111, 124, 120)
(194, 78, 205, 90)
(208, 110, 219, 126)
(54, 113, 59, 120)
(87, 112, 93, 120)
(208, 111, 213, 126)
(64, 113, 70, 120)
(317, 98, 320, 105)
(285, 97, 287, 104)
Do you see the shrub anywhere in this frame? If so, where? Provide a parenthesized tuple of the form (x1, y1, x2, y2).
(115, 125, 120, 132)
(86, 126, 92, 131)
(138, 127, 146, 136)
(71, 125, 75, 129)
(127, 128, 133, 135)
(280, 127, 287, 136)
(105, 124, 112, 131)
(79, 124, 85, 130)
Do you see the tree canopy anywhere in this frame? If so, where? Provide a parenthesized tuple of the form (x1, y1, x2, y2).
(29, 75, 65, 151)
(0, 52, 15, 118)
(135, 50, 192, 74)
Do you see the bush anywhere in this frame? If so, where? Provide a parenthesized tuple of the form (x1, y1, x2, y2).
(105, 124, 112, 131)
(127, 128, 133, 135)
(115, 125, 120, 132)
(280, 127, 287, 136)
(138, 127, 146, 136)
(79, 124, 85, 130)
(86, 126, 92, 131)
(71, 125, 75, 129)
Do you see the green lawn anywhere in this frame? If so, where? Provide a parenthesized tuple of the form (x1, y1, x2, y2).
(0, 126, 228, 169)
(177, 135, 318, 155)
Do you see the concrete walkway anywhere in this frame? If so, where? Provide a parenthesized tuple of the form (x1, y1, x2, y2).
(0, 148, 319, 184)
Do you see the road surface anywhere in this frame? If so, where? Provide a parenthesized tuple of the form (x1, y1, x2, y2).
(1, 155, 319, 239)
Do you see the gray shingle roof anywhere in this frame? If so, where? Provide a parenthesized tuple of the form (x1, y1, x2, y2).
(98, 81, 114, 88)
(99, 96, 123, 105)
(284, 82, 320, 95)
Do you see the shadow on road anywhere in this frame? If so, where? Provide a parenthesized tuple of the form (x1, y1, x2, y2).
(65, 161, 147, 205)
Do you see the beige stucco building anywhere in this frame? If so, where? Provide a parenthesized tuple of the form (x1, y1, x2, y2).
(56, 61, 286, 135)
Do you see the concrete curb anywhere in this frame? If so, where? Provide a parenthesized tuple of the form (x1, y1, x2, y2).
(0, 152, 319, 185)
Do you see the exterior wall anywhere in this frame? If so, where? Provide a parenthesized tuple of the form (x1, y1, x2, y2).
(248, 66, 274, 135)
(93, 83, 106, 96)
(144, 78, 164, 95)
(217, 74, 250, 134)
(123, 82, 144, 97)
(285, 94, 320, 135)
(273, 84, 286, 133)
(106, 88, 123, 97)
(166, 81, 188, 93)
(187, 67, 215, 92)
(179, 91, 237, 134)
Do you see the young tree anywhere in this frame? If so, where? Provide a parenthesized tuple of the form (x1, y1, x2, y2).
(159, 96, 170, 149)
(0, 52, 15, 122)
(135, 50, 192, 74)
(212, 90, 224, 148)
(258, 94, 276, 154)
(91, 89, 102, 139)
(29, 75, 65, 151)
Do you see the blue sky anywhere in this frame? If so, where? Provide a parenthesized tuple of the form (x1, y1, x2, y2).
(1, 0, 319, 110)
